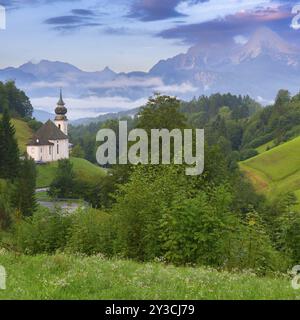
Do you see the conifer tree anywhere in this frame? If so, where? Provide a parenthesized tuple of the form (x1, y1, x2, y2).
(11, 155, 37, 217)
(0, 107, 20, 179)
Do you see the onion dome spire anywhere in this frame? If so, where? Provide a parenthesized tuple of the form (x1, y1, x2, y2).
(55, 89, 67, 118)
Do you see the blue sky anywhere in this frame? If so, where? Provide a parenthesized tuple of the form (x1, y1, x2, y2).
(0, 0, 299, 72)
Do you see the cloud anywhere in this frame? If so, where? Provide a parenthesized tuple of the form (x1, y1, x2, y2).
(0, 0, 80, 10)
(31, 95, 148, 119)
(71, 9, 95, 16)
(86, 77, 164, 89)
(158, 5, 293, 44)
(44, 8, 102, 31)
(127, 0, 185, 21)
(29, 81, 69, 89)
(45, 15, 86, 25)
(155, 82, 198, 94)
(234, 35, 249, 44)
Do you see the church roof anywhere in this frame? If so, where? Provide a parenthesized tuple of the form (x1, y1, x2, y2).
(27, 120, 68, 146)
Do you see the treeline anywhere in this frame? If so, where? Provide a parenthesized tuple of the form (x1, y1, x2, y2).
(0, 81, 33, 118)
(243, 90, 300, 149)
(2, 94, 300, 274)
(69, 93, 261, 163)
(70, 90, 300, 165)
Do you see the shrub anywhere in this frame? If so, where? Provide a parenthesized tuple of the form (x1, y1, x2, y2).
(66, 209, 113, 256)
(160, 185, 239, 266)
(112, 165, 191, 261)
(13, 207, 71, 254)
(227, 209, 288, 273)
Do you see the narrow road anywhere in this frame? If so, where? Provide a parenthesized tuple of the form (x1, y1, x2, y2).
(35, 187, 50, 193)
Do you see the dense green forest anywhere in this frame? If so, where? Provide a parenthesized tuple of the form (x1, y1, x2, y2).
(0, 81, 33, 118)
(1, 84, 300, 280)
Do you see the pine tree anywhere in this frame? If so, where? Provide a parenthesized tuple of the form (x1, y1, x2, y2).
(0, 107, 20, 179)
(49, 159, 76, 198)
(11, 155, 37, 217)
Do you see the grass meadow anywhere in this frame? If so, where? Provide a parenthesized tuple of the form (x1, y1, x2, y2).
(0, 250, 298, 300)
(240, 136, 300, 205)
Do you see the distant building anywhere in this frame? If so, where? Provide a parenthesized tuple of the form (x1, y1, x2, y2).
(27, 90, 69, 163)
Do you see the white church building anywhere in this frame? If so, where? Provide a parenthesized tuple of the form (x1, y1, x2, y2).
(27, 91, 70, 163)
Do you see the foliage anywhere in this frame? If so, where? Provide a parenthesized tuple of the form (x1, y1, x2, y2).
(66, 209, 113, 256)
(229, 209, 287, 273)
(71, 144, 85, 158)
(11, 155, 37, 217)
(26, 119, 43, 132)
(137, 94, 186, 131)
(0, 81, 33, 118)
(240, 149, 258, 161)
(112, 165, 191, 261)
(275, 193, 300, 263)
(13, 207, 71, 254)
(243, 90, 300, 150)
(160, 186, 238, 266)
(0, 108, 20, 180)
(0, 180, 13, 230)
(49, 159, 76, 198)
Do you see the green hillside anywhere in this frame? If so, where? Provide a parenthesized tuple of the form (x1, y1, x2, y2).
(240, 136, 300, 203)
(0, 116, 32, 153)
(0, 251, 296, 300)
(255, 140, 275, 154)
(37, 157, 106, 188)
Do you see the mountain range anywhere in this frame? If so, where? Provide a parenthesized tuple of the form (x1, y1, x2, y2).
(1, 27, 300, 122)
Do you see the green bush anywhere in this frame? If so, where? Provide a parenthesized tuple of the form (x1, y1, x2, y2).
(112, 165, 191, 261)
(13, 207, 71, 254)
(227, 210, 288, 273)
(66, 209, 113, 256)
(160, 186, 238, 266)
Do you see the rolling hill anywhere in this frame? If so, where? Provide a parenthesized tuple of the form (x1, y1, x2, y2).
(0, 116, 32, 153)
(36, 157, 106, 188)
(240, 136, 300, 204)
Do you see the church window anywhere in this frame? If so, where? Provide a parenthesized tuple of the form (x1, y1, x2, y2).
(49, 146, 51, 155)
(58, 124, 61, 130)
(57, 143, 59, 154)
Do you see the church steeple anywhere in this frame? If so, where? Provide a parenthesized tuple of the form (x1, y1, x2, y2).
(54, 89, 68, 136)
(55, 89, 67, 119)
(57, 88, 65, 106)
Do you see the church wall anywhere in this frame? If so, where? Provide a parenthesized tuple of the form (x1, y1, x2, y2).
(49, 139, 69, 161)
(54, 120, 68, 136)
(27, 139, 69, 163)
(27, 145, 54, 162)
